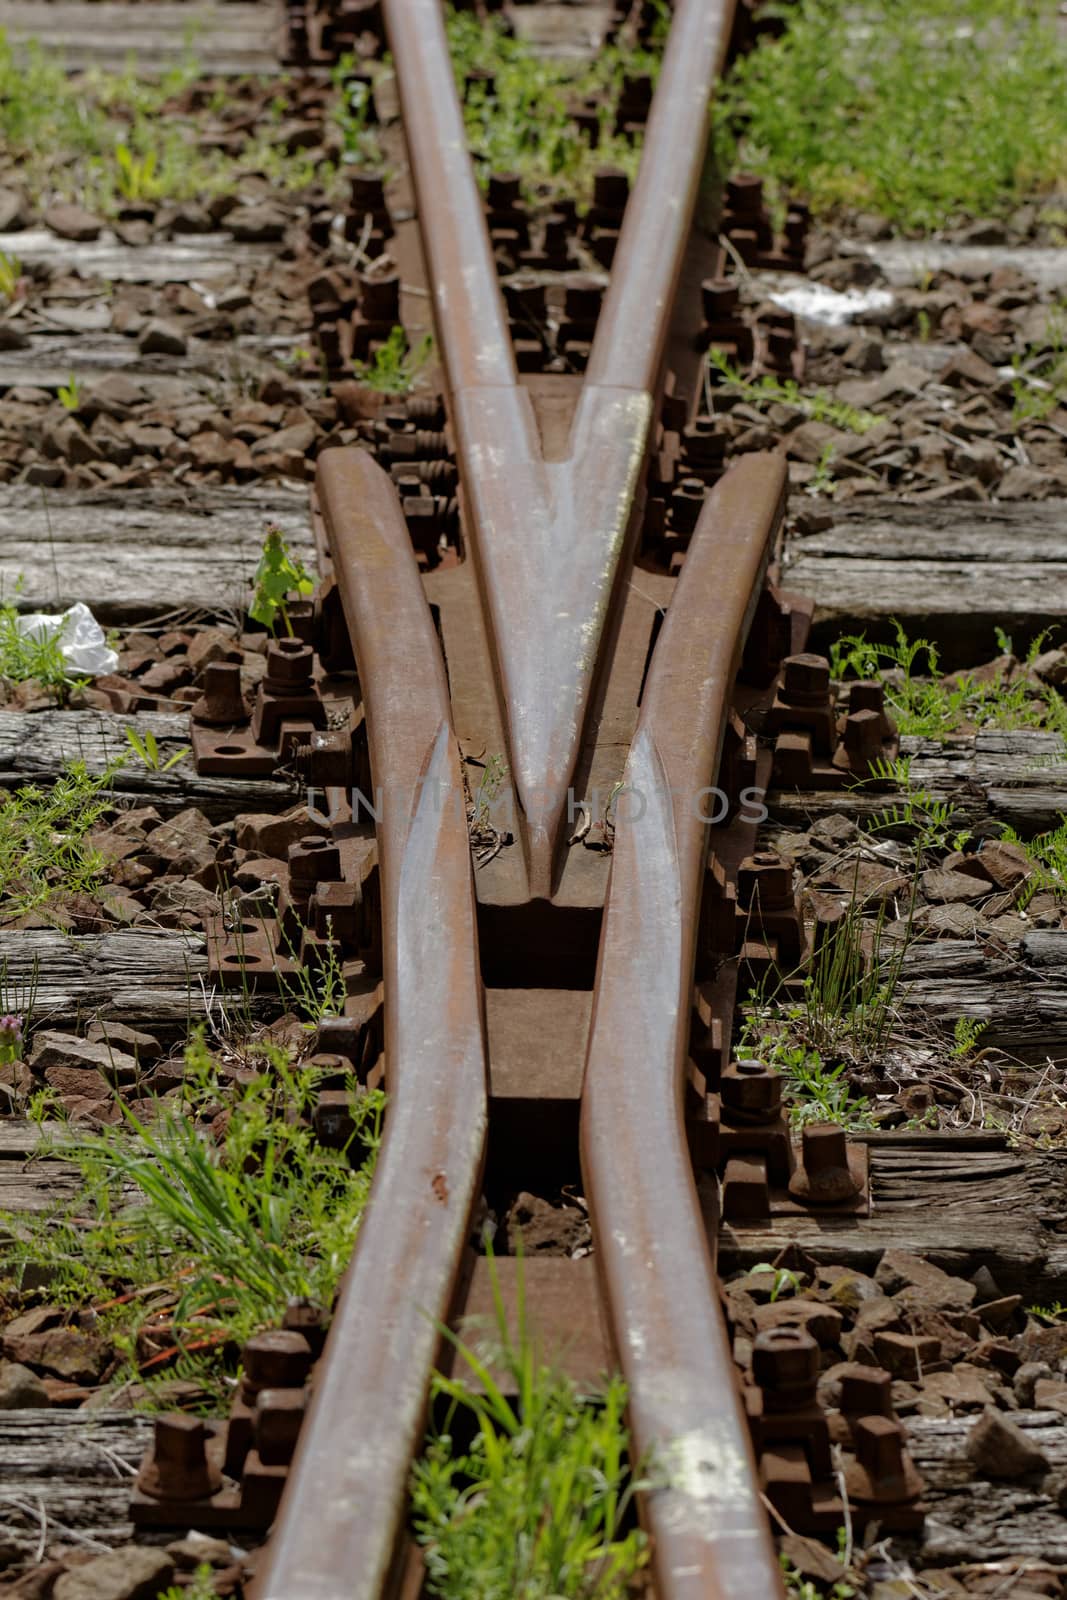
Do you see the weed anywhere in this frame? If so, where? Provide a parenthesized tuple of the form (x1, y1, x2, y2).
(714, 0, 1067, 231)
(952, 1016, 989, 1058)
(57, 373, 82, 412)
(830, 621, 1067, 744)
(809, 442, 837, 495)
(124, 726, 191, 773)
(331, 53, 383, 168)
(740, 1033, 877, 1130)
(781, 1543, 856, 1600)
(0, 249, 23, 302)
(999, 818, 1067, 904)
(410, 1253, 647, 1599)
(1011, 305, 1067, 426)
(0, 1012, 22, 1066)
(863, 757, 968, 856)
(0, 584, 85, 702)
(248, 524, 314, 637)
(1027, 1300, 1067, 1323)
(114, 142, 161, 201)
(748, 1263, 802, 1301)
(158, 1567, 221, 1600)
(0, 761, 118, 918)
(276, 915, 349, 1029)
(2, 1035, 384, 1395)
(446, 5, 660, 205)
(708, 349, 880, 434)
(353, 325, 434, 395)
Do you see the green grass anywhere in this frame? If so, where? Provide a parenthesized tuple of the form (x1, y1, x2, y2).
(0, 761, 116, 918)
(708, 349, 880, 434)
(446, 4, 665, 204)
(2, 1035, 384, 1405)
(830, 622, 1067, 744)
(1011, 305, 1067, 425)
(353, 325, 435, 395)
(0, 589, 87, 705)
(411, 1258, 647, 1600)
(0, 31, 336, 208)
(714, 0, 1067, 231)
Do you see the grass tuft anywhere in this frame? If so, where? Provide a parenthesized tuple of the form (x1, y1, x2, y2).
(411, 1255, 647, 1599)
(714, 0, 1067, 231)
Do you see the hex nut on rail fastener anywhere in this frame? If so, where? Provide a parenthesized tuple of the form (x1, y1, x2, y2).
(787, 1123, 864, 1206)
(720, 1059, 782, 1124)
(135, 1414, 222, 1501)
(751, 1326, 819, 1414)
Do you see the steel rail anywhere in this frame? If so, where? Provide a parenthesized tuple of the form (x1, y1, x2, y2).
(383, 0, 737, 897)
(256, 449, 488, 1600)
(583, 452, 789, 1600)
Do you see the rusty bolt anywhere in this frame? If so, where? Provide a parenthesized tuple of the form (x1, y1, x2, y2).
(701, 277, 740, 321)
(849, 1413, 918, 1502)
(737, 853, 794, 912)
(359, 273, 400, 322)
(593, 166, 629, 211)
(288, 837, 342, 892)
(848, 679, 885, 718)
(263, 639, 315, 693)
(726, 173, 764, 214)
(254, 1387, 308, 1466)
(313, 1088, 356, 1149)
(136, 1414, 222, 1501)
(487, 171, 522, 210)
(751, 1326, 819, 1412)
(788, 1123, 862, 1206)
(282, 1297, 329, 1356)
(241, 1329, 313, 1400)
(839, 1364, 894, 1418)
(191, 662, 248, 727)
(781, 653, 832, 706)
(720, 1059, 781, 1121)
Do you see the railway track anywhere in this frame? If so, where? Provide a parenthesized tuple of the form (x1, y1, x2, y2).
(121, 2, 878, 1594)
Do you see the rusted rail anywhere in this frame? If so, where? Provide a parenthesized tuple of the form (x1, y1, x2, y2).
(251, 1, 792, 1594)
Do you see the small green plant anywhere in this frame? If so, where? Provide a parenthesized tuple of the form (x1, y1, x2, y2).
(353, 325, 434, 395)
(1011, 306, 1067, 427)
(411, 1253, 647, 1599)
(0, 760, 118, 918)
(276, 915, 349, 1028)
(830, 621, 1067, 744)
(863, 757, 968, 856)
(809, 442, 837, 494)
(114, 141, 161, 201)
(781, 1537, 856, 1600)
(57, 373, 81, 412)
(249, 524, 315, 637)
(1026, 1300, 1067, 1323)
(999, 817, 1067, 905)
(158, 1566, 222, 1600)
(708, 349, 880, 434)
(331, 54, 383, 167)
(748, 1263, 802, 1301)
(0, 583, 84, 702)
(0, 248, 22, 302)
(124, 726, 191, 773)
(741, 1034, 877, 1130)
(952, 1016, 989, 1058)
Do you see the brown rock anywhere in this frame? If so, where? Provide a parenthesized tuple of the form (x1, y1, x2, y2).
(2, 1326, 109, 1384)
(505, 1191, 590, 1256)
(52, 1547, 174, 1600)
(977, 839, 1031, 889)
(85, 1021, 161, 1062)
(141, 808, 218, 877)
(43, 203, 104, 241)
(966, 1406, 1050, 1478)
(920, 865, 989, 904)
(919, 1366, 994, 1411)
(872, 1330, 942, 1379)
(876, 1250, 976, 1309)
(188, 626, 242, 675)
(0, 1359, 50, 1408)
(43, 414, 102, 464)
(938, 349, 1002, 388)
(236, 808, 329, 858)
(138, 319, 187, 357)
(228, 204, 287, 241)
(29, 1030, 139, 1084)
(250, 420, 317, 458)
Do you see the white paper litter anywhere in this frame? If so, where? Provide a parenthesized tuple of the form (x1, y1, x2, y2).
(768, 283, 895, 326)
(15, 602, 118, 675)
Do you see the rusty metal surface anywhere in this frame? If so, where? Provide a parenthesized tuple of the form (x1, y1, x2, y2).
(383, 0, 737, 897)
(582, 453, 788, 1599)
(256, 449, 488, 1600)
